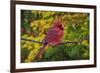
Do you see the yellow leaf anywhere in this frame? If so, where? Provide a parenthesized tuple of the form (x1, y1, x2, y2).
(28, 45, 33, 50)
(27, 50, 35, 61)
(34, 43, 40, 49)
(22, 34, 28, 38)
(82, 40, 89, 46)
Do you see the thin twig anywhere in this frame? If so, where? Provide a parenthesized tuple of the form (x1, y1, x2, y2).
(21, 38, 43, 44)
(59, 41, 82, 45)
(21, 38, 82, 45)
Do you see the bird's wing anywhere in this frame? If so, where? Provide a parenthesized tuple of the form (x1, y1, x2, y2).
(44, 29, 58, 43)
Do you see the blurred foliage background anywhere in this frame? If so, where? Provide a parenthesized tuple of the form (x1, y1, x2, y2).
(21, 10, 90, 63)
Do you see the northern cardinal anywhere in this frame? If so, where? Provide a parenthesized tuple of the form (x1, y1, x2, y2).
(35, 16, 64, 60)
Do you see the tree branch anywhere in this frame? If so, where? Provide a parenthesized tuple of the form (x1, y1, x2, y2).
(21, 38, 82, 45)
(21, 38, 43, 44)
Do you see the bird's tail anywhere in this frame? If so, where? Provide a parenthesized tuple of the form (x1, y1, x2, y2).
(35, 44, 46, 60)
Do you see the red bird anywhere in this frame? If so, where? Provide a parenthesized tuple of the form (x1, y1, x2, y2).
(36, 16, 64, 60)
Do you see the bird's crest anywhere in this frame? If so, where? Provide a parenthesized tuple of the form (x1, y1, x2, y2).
(53, 16, 64, 30)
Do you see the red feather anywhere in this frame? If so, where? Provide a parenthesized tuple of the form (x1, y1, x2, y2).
(36, 16, 64, 59)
